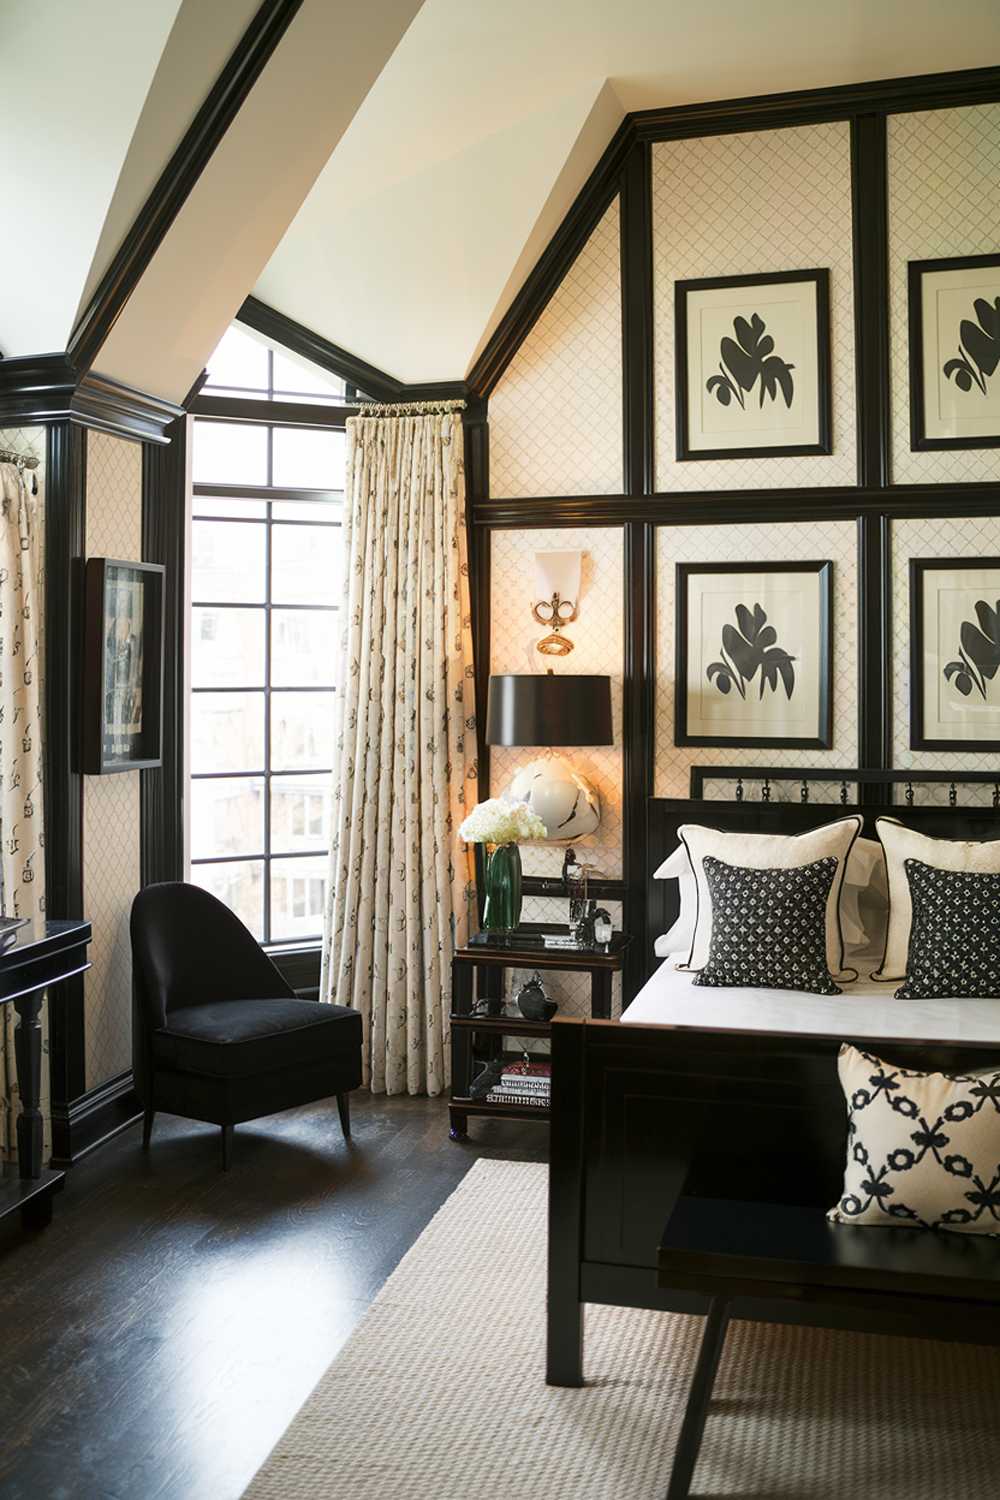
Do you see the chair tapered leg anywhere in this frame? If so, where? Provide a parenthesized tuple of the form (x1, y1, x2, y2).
(221, 1124, 234, 1171)
(142, 1104, 155, 1150)
(336, 1092, 351, 1139)
(665, 1297, 730, 1499)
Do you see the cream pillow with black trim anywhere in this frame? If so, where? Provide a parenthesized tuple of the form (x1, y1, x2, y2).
(829, 1043, 1000, 1235)
(875, 819, 1000, 981)
(678, 816, 861, 979)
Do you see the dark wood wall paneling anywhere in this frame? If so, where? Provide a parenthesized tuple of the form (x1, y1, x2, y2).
(466, 66, 1000, 1003)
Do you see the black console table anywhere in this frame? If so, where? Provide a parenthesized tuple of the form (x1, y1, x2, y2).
(0, 919, 92, 1231)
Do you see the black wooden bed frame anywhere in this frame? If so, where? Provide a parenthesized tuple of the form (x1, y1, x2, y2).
(547, 769, 1000, 1409)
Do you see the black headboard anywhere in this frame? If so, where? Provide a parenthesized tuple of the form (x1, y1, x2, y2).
(645, 768, 1000, 983)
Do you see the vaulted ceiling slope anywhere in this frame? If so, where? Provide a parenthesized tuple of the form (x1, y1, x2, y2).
(1, 0, 998, 405)
(0, 0, 422, 401)
(254, 0, 1000, 384)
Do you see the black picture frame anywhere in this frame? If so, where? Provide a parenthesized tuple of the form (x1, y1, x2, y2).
(674, 268, 832, 462)
(675, 560, 833, 749)
(910, 556, 1000, 753)
(908, 253, 1000, 452)
(82, 557, 165, 774)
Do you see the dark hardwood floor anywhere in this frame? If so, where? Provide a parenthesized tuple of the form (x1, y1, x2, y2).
(0, 1093, 546, 1500)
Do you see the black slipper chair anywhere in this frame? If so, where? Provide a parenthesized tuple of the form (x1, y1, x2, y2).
(130, 882, 362, 1169)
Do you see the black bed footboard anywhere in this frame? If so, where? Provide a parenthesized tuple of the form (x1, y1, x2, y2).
(546, 1015, 1000, 1385)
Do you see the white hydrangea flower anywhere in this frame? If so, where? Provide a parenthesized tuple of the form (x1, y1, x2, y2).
(458, 796, 546, 845)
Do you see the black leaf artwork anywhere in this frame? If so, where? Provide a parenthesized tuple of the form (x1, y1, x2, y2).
(706, 603, 796, 701)
(942, 297, 1000, 396)
(943, 598, 1000, 699)
(706, 313, 795, 411)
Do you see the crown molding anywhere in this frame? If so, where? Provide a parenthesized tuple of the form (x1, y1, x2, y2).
(0, 354, 183, 443)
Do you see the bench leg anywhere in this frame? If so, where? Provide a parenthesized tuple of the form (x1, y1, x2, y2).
(546, 1293, 584, 1388)
(336, 1092, 351, 1139)
(665, 1296, 730, 1500)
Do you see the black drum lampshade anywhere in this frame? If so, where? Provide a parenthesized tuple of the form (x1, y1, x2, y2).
(485, 673, 613, 747)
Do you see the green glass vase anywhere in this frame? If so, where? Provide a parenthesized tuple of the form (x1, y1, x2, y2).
(482, 843, 523, 933)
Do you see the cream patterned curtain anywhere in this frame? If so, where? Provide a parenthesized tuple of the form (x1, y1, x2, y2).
(320, 406, 477, 1096)
(0, 462, 46, 1157)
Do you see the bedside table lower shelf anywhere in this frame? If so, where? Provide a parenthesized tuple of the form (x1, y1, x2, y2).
(448, 931, 630, 1141)
(448, 1097, 551, 1140)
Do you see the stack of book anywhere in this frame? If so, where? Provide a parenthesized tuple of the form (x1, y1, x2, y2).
(486, 1060, 551, 1108)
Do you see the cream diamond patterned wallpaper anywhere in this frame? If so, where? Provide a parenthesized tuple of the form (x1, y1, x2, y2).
(888, 105, 1000, 486)
(651, 123, 857, 491)
(654, 519, 859, 797)
(892, 514, 1000, 806)
(489, 198, 623, 499)
(489, 526, 624, 879)
(83, 432, 143, 1087)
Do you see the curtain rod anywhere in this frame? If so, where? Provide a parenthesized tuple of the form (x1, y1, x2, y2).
(352, 398, 466, 418)
(0, 445, 40, 470)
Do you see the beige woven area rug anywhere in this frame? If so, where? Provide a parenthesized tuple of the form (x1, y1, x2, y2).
(244, 1159, 1000, 1499)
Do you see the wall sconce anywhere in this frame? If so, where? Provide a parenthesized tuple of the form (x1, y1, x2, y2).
(485, 673, 612, 852)
(531, 550, 582, 656)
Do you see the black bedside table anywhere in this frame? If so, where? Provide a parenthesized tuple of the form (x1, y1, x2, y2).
(448, 933, 630, 1140)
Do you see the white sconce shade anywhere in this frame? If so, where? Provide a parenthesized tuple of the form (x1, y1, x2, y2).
(533, 550, 582, 604)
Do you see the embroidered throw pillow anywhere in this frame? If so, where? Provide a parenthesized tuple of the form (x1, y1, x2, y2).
(874, 818, 1000, 981)
(829, 1044, 1000, 1235)
(896, 860, 1000, 1000)
(679, 816, 861, 979)
(692, 855, 843, 996)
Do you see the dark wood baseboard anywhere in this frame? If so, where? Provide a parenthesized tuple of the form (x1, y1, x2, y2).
(49, 1069, 141, 1168)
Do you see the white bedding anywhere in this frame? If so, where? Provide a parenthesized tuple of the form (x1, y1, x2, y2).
(621, 955, 1000, 1045)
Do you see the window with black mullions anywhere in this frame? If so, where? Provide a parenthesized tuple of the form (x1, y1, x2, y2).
(189, 327, 349, 945)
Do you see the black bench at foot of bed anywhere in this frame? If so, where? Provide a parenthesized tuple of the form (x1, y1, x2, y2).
(658, 1196, 1000, 1498)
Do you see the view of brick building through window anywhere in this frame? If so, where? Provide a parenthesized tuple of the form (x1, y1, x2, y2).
(188, 324, 357, 945)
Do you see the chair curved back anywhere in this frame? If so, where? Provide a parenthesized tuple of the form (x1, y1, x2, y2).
(131, 882, 294, 1031)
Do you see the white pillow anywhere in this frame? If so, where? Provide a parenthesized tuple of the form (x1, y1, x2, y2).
(840, 836, 888, 955)
(875, 818, 1000, 981)
(678, 816, 862, 979)
(652, 844, 696, 956)
(829, 1043, 1000, 1235)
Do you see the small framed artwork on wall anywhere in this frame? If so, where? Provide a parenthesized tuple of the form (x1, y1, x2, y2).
(908, 254, 1000, 451)
(82, 557, 165, 774)
(674, 268, 832, 461)
(910, 557, 1000, 752)
(676, 561, 833, 749)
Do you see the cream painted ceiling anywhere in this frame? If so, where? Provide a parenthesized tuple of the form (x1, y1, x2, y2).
(1, 0, 998, 399)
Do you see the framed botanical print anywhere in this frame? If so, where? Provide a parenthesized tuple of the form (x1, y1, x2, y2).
(676, 561, 833, 749)
(674, 268, 832, 461)
(910, 557, 1000, 752)
(82, 558, 165, 774)
(908, 254, 1000, 451)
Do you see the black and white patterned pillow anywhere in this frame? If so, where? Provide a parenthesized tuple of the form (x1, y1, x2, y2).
(829, 1044, 1000, 1235)
(692, 855, 842, 996)
(896, 859, 1000, 1000)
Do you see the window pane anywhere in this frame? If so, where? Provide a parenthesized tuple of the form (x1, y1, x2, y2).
(193, 421, 268, 486)
(271, 609, 338, 687)
(272, 427, 345, 489)
(270, 498, 343, 523)
(191, 860, 264, 940)
(191, 777, 265, 860)
(193, 494, 267, 518)
(269, 855, 329, 942)
(191, 692, 264, 773)
(272, 350, 345, 400)
(270, 775, 331, 854)
(271, 691, 335, 771)
(271, 524, 342, 605)
(191, 607, 265, 688)
(191, 520, 265, 603)
(205, 326, 269, 392)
